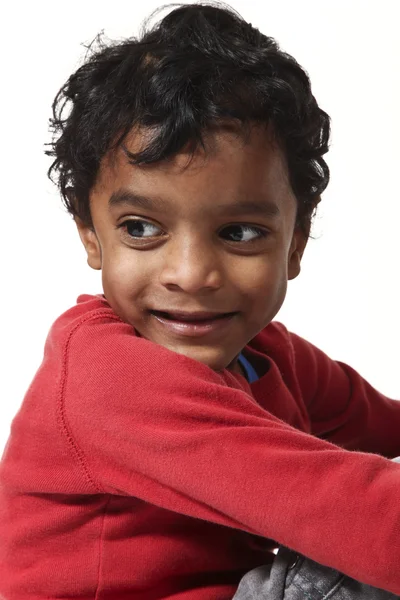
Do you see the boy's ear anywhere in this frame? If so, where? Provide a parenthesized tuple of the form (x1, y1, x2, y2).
(74, 217, 102, 270)
(287, 226, 308, 281)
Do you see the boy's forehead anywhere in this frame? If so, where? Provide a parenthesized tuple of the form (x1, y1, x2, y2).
(94, 123, 294, 208)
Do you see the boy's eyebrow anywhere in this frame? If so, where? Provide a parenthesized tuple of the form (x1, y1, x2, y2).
(108, 188, 281, 218)
(109, 189, 166, 212)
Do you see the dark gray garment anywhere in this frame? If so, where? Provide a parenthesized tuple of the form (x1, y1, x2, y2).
(232, 546, 399, 600)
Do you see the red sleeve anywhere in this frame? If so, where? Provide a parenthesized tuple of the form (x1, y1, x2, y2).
(62, 314, 400, 594)
(287, 329, 400, 456)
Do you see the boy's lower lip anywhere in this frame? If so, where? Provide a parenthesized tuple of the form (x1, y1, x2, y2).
(150, 311, 238, 337)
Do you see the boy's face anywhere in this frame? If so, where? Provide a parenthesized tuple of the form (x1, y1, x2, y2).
(77, 124, 307, 374)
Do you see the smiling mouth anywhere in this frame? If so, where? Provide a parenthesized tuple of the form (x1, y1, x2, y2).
(150, 310, 237, 323)
(149, 310, 238, 337)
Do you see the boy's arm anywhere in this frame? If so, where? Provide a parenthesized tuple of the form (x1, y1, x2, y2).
(286, 328, 400, 456)
(63, 316, 400, 595)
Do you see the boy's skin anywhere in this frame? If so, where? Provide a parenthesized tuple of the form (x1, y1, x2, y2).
(76, 123, 308, 376)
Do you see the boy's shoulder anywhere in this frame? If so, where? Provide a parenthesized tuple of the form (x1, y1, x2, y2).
(48, 293, 122, 347)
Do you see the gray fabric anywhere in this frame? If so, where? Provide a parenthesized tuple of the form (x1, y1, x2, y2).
(233, 546, 399, 599)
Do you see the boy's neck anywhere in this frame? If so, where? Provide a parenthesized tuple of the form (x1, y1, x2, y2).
(228, 356, 247, 379)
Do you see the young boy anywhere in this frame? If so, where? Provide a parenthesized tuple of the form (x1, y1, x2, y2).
(1, 3, 400, 599)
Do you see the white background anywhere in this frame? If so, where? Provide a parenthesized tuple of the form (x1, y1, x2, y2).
(1, 0, 399, 454)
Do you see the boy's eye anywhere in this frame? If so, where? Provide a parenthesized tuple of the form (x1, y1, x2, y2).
(122, 219, 163, 239)
(221, 224, 268, 243)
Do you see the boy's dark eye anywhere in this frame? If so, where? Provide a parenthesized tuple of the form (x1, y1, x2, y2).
(123, 220, 162, 238)
(221, 224, 268, 243)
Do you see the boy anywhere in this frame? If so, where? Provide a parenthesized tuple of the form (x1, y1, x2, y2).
(1, 3, 400, 599)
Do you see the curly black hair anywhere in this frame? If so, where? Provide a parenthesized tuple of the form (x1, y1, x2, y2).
(46, 2, 330, 236)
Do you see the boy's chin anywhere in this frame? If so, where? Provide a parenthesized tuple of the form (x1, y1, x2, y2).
(149, 336, 242, 373)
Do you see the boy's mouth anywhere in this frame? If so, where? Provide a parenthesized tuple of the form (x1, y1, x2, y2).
(149, 310, 238, 336)
(150, 310, 237, 323)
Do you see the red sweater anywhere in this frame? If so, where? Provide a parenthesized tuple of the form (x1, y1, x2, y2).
(1, 294, 400, 599)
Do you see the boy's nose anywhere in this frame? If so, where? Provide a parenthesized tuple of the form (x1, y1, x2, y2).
(158, 239, 223, 292)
